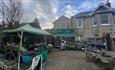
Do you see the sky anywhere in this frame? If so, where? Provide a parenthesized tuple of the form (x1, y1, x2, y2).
(21, 0, 115, 29)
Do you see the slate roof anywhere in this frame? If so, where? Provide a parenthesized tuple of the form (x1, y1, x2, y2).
(75, 11, 92, 18)
(74, 3, 115, 18)
(91, 3, 115, 15)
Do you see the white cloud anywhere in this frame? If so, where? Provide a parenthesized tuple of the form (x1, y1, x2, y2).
(64, 5, 78, 18)
(20, 0, 115, 29)
(52, 7, 57, 14)
(22, 0, 32, 8)
(78, 1, 97, 11)
(21, 0, 60, 29)
(34, 0, 60, 29)
(39, 18, 54, 29)
(102, 0, 115, 7)
(77, 0, 115, 12)
(110, 0, 115, 8)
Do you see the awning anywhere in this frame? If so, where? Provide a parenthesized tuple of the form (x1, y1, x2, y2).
(54, 33, 74, 37)
(48, 28, 75, 37)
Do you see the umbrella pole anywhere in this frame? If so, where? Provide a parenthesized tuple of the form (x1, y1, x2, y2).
(18, 31, 23, 70)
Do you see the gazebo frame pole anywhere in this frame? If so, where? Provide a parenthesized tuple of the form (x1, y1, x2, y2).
(18, 31, 23, 70)
(40, 55, 42, 70)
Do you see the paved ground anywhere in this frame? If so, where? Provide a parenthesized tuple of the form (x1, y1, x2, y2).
(44, 49, 101, 70)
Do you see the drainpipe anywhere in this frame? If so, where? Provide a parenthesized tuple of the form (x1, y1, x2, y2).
(110, 13, 114, 50)
(89, 16, 92, 38)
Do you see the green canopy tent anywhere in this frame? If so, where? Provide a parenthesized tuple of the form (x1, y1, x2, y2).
(1, 24, 52, 70)
(1, 24, 51, 35)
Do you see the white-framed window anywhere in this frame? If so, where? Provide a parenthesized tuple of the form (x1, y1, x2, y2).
(92, 16, 97, 26)
(61, 22, 67, 28)
(62, 22, 67, 28)
(77, 18, 83, 28)
(64, 22, 67, 28)
(100, 14, 109, 25)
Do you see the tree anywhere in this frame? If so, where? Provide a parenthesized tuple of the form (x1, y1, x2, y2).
(0, 0, 22, 29)
(30, 18, 41, 29)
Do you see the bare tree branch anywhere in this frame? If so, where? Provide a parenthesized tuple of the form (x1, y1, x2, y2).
(0, 0, 23, 28)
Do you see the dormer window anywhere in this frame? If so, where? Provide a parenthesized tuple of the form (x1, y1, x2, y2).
(61, 22, 67, 29)
(100, 14, 109, 25)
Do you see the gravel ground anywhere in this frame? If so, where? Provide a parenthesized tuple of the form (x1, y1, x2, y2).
(43, 49, 101, 70)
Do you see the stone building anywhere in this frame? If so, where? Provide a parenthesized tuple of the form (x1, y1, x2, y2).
(72, 0, 115, 40)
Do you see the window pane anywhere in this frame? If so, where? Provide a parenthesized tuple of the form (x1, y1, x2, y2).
(77, 19, 83, 28)
(78, 19, 82, 26)
(101, 14, 108, 24)
(93, 16, 97, 25)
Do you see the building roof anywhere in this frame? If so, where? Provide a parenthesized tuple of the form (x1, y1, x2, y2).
(74, 2, 115, 18)
(53, 16, 70, 24)
(91, 3, 115, 15)
(74, 11, 92, 18)
(1, 24, 51, 35)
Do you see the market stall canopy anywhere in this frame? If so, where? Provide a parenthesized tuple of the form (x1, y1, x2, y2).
(1, 24, 52, 36)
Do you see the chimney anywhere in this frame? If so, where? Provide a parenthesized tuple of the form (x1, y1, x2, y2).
(105, 0, 111, 7)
